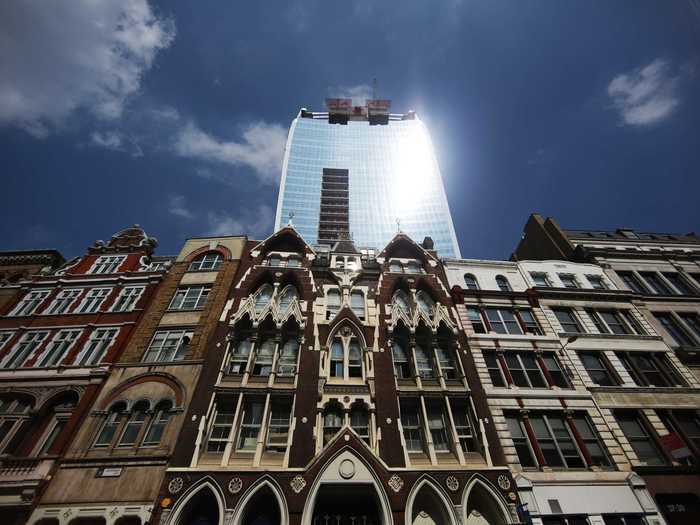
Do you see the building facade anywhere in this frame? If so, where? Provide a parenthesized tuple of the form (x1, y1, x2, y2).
(513, 215, 700, 525)
(274, 101, 461, 257)
(0, 227, 166, 525)
(154, 228, 516, 525)
(27, 236, 247, 525)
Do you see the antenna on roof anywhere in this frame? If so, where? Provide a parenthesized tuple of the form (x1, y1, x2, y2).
(372, 78, 377, 101)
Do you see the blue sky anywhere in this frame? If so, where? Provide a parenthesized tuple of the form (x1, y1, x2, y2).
(1, 1, 699, 259)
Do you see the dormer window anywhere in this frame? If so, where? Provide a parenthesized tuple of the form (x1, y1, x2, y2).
(406, 261, 421, 274)
(389, 261, 402, 273)
(268, 255, 281, 267)
(287, 257, 301, 268)
(91, 255, 126, 275)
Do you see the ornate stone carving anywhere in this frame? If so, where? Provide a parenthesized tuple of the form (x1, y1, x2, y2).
(497, 474, 511, 490)
(388, 475, 404, 493)
(291, 475, 307, 493)
(228, 477, 243, 494)
(168, 477, 184, 494)
(446, 476, 459, 492)
(339, 459, 355, 479)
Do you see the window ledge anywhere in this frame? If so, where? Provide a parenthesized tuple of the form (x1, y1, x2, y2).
(558, 332, 662, 341)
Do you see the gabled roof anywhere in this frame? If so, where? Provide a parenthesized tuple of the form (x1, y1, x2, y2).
(253, 226, 314, 256)
(378, 232, 437, 263)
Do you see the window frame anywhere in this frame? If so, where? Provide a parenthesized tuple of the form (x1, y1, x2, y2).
(558, 273, 579, 289)
(463, 273, 479, 290)
(36, 329, 82, 367)
(74, 288, 112, 314)
(168, 285, 211, 311)
(188, 252, 223, 272)
(110, 286, 145, 312)
(75, 327, 119, 366)
(552, 308, 584, 334)
(495, 275, 512, 292)
(142, 329, 192, 363)
(579, 352, 620, 386)
(1, 330, 50, 369)
(45, 288, 82, 315)
(9, 290, 50, 316)
(89, 255, 126, 275)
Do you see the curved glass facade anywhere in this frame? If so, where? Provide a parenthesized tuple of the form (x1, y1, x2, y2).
(275, 111, 461, 257)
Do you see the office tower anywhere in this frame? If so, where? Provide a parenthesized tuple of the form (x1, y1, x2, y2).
(275, 99, 461, 257)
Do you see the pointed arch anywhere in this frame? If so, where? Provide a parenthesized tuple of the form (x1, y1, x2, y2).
(405, 476, 459, 525)
(169, 477, 226, 525)
(462, 475, 513, 525)
(253, 226, 312, 258)
(232, 475, 288, 525)
(325, 317, 369, 349)
(301, 446, 392, 525)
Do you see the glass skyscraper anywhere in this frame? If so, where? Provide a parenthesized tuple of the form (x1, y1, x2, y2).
(274, 102, 461, 257)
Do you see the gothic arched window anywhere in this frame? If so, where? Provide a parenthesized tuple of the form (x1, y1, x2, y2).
(278, 285, 298, 312)
(328, 332, 365, 381)
(254, 284, 273, 313)
(330, 340, 344, 378)
(392, 290, 411, 314)
(416, 291, 435, 318)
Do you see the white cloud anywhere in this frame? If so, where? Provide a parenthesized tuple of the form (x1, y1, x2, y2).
(0, 0, 174, 136)
(91, 131, 123, 151)
(168, 195, 194, 219)
(607, 59, 681, 126)
(207, 205, 274, 238)
(329, 84, 374, 106)
(174, 122, 287, 184)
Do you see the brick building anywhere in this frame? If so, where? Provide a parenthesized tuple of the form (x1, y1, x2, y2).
(28, 236, 247, 525)
(0, 227, 166, 525)
(154, 228, 518, 525)
(512, 214, 700, 525)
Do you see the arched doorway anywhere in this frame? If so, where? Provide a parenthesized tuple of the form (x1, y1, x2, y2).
(464, 480, 510, 525)
(241, 485, 281, 525)
(410, 483, 453, 525)
(312, 484, 382, 525)
(176, 486, 221, 525)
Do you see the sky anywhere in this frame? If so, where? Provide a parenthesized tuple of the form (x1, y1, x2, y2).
(1, 1, 699, 260)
